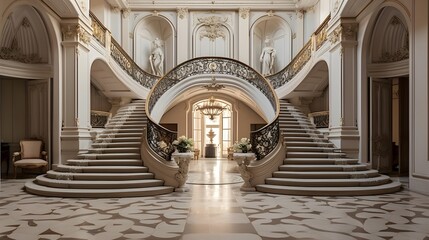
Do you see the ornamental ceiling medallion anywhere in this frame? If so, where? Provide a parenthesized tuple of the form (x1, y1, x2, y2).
(198, 16, 228, 41)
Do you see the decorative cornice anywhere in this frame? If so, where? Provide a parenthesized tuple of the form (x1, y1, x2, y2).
(198, 16, 228, 41)
(177, 8, 188, 19)
(239, 8, 250, 19)
(111, 6, 121, 13)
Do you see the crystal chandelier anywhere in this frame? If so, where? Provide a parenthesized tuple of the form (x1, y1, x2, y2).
(196, 96, 226, 120)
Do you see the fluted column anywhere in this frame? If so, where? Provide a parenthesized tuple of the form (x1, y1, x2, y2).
(327, 19, 360, 158)
(60, 21, 93, 163)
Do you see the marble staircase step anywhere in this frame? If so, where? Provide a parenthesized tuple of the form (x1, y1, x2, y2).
(35, 175, 164, 189)
(265, 175, 392, 187)
(91, 142, 141, 148)
(278, 164, 369, 171)
(94, 137, 141, 142)
(287, 152, 346, 158)
(25, 181, 174, 198)
(256, 182, 402, 196)
(272, 169, 379, 179)
(284, 158, 359, 165)
(286, 146, 337, 152)
(55, 165, 148, 173)
(285, 141, 334, 147)
(87, 147, 140, 153)
(46, 170, 154, 180)
(79, 152, 141, 159)
(66, 159, 142, 166)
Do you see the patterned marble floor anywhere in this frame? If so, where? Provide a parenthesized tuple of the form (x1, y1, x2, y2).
(0, 159, 428, 240)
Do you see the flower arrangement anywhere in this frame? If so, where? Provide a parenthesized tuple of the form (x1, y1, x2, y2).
(172, 136, 194, 153)
(233, 137, 252, 153)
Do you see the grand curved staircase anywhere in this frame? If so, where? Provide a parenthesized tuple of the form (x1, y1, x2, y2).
(256, 100, 401, 195)
(25, 100, 174, 197)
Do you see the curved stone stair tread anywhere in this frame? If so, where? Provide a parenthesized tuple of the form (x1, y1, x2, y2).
(91, 142, 141, 147)
(284, 158, 359, 164)
(35, 175, 164, 189)
(272, 169, 380, 178)
(87, 147, 141, 153)
(95, 137, 142, 142)
(25, 180, 174, 198)
(67, 159, 142, 166)
(80, 152, 141, 158)
(279, 164, 369, 171)
(46, 170, 154, 180)
(265, 175, 392, 187)
(55, 165, 148, 173)
(256, 181, 402, 196)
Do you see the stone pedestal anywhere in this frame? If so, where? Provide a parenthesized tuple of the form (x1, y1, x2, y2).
(172, 152, 193, 192)
(234, 153, 256, 191)
(205, 144, 217, 158)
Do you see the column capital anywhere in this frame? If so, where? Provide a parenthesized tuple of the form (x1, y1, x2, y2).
(177, 8, 188, 19)
(328, 21, 358, 46)
(61, 22, 91, 45)
(239, 8, 250, 19)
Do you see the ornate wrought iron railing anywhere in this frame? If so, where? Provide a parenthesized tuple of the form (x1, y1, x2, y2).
(308, 111, 329, 128)
(89, 12, 158, 89)
(268, 15, 330, 89)
(146, 57, 279, 161)
(251, 117, 280, 160)
(148, 57, 277, 113)
(147, 119, 177, 161)
(90, 110, 111, 128)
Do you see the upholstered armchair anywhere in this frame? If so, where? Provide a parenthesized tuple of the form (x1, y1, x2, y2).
(13, 139, 48, 178)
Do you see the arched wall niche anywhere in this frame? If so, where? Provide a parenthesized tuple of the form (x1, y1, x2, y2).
(192, 16, 233, 58)
(250, 16, 292, 74)
(0, 5, 50, 64)
(370, 7, 409, 64)
(134, 15, 175, 75)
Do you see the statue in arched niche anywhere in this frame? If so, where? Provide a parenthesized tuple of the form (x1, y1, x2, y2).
(259, 38, 276, 76)
(149, 38, 164, 76)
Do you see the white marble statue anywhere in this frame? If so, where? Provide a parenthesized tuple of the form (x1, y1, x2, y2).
(259, 38, 276, 76)
(149, 38, 164, 76)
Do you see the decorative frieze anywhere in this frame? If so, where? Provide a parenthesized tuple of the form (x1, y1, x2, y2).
(239, 8, 250, 19)
(198, 16, 228, 41)
(177, 8, 188, 19)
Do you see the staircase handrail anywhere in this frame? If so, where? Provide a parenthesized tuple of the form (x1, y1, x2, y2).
(146, 56, 280, 161)
(89, 12, 159, 89)
(268, 15, 330, 89)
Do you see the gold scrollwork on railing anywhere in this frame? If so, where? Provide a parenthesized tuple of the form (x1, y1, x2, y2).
(314, 16, 330, 51)
(90, 13, 106, 46)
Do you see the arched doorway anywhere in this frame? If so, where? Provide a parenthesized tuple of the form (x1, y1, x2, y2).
(367, 7, 409, 176)
(192, 98, 232, 158)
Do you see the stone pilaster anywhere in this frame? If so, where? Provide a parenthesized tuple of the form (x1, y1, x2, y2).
(327, 19, 360, 158)
(60, 21, 93, 163)
(238, 8, 250, 64)
(177, 8, 189, 64)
